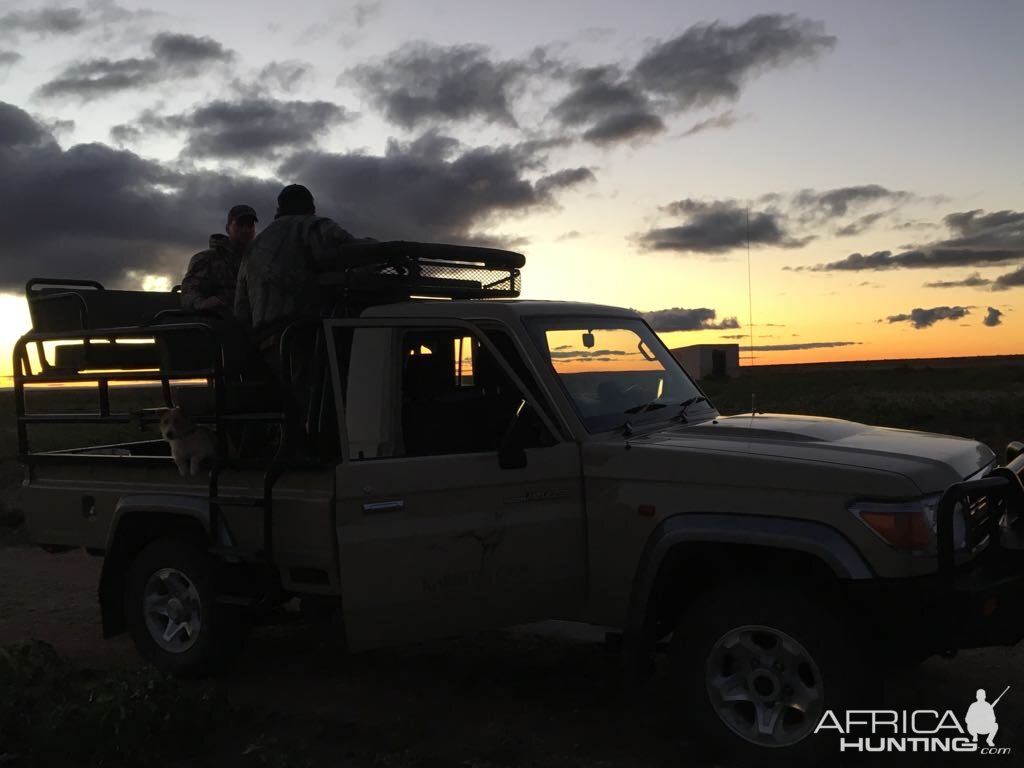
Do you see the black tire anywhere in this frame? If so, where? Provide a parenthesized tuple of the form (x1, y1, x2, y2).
(672, 580, 874, 767)
(124, 537, 248, 677)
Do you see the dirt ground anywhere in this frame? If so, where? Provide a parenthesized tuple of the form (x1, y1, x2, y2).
(3, 542, 1024, 768)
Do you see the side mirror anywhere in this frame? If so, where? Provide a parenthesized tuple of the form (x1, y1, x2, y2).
(498, 399, 530, 470)
(1007, 441, 1023, 464)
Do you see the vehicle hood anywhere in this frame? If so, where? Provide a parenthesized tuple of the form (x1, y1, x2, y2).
(642, 413, 994, 494)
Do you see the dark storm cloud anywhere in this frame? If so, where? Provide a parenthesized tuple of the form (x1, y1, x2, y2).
(993, 266, 1024, 291)
(347, 42, 541, 128)
(149, 32, 234, 75)
(36, 57, 160, 99)
(641, 307, 740, 332)
(639, 199, 810, 254)
(885, 306, 970, 329)
(0, 50, 22, 67)
(36, 32, 235, 99)
(792, 185, 910, 219)
(941, 209, 1024, 248)
(799, 248, 1021, 272)
(681, 110, 745, 137)
(834, 211, 887, 237)
(153, 99, 351, 159)
(0, 101, 279, 290)
(582, 111, 665, 144)
(747, 341, 859, 351)
(923, 273, 992, 289)
(278, 131, 594, 244)
(796, 207, 1024, 273)
(0, 1, 148, 40)
(550, 65, 664, 143)
(548, 66, 644, 128)
(535, 166, 596, 195)
(0, 7, 86, 36)
(0, 102, 53, 147)
(983, 307, 1003, 327)
(349, 14, 833, 145)
(632, 14, 835, 110)
(259, 60, 312, 92)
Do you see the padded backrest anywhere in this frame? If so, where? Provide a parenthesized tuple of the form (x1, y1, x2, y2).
(28, 287, 181, 332)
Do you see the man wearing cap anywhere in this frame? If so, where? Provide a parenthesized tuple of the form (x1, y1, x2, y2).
(181, 204, 259, 312)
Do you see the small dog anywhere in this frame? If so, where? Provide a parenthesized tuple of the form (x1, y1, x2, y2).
(159, 407, 218, 476)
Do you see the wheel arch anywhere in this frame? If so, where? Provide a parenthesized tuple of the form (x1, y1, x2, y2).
(625, 513, 874, 652)
(99, 495, 209, 638)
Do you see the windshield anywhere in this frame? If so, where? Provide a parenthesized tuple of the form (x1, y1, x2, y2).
(527, 316, 710, 433)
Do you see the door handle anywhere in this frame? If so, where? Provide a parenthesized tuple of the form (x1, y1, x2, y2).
(362, 500, 405, 514)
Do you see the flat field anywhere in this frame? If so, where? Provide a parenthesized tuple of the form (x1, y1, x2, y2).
(2, 357, 1024, 767)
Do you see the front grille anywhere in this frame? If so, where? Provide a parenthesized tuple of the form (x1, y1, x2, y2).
(963, 493, 1001, 550)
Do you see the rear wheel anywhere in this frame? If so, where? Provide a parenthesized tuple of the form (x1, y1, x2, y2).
(125, 538, 248, 677)
(672, 580, 872, 766)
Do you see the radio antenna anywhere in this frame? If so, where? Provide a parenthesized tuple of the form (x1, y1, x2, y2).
(747, 204, 756, 417)
(746, 204, 754, 370)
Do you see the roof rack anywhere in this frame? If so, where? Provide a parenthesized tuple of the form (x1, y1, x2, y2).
(317, 241, 524, 308)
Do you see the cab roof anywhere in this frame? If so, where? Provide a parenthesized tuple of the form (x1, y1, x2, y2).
(359, 299, 642, 322)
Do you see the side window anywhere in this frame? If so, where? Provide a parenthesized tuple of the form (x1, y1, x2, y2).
(400, 328, 552, 457)
(334, 325, 555, 461)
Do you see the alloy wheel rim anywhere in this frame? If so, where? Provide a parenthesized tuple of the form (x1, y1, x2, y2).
(705, 624, 824, 747)
(142, 567, 202, 653)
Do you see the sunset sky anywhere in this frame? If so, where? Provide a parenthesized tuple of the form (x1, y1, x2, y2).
(0, 0, 1021, 380)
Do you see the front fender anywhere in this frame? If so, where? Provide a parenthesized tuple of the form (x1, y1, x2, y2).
(624, 513, 874, 650)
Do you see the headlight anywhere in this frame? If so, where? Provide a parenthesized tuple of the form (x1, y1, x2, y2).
(849, 495, 967, 552)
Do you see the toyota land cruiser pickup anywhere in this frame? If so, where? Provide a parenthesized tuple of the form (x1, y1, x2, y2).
(14, 242, 1024, 764)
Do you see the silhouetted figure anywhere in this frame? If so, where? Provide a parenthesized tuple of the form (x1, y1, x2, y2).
(181, 204, 258, 313)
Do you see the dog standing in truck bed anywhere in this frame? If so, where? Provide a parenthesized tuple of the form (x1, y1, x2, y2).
(159, 407, 218, 476)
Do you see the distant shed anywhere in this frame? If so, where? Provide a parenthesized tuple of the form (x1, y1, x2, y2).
(671, 343, 740, 379)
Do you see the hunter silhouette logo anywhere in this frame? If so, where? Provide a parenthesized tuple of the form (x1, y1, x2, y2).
(966, 686, 1008, 747)
(815, 685, 1012, 754)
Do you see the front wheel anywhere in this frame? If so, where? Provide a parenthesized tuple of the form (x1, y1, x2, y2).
(124, 538, 247, 677)
(672, 581, 873, 766)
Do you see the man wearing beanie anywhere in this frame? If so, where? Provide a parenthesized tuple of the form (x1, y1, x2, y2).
(235, 184, 365, 345)
(235, 184, 370, 453)
(181, 204, 258, 312)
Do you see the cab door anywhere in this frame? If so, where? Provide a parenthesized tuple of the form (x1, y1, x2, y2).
(325, 319, 585, 651)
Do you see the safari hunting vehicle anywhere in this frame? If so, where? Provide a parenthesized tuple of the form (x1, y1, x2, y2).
(15, 241, 1024, 763)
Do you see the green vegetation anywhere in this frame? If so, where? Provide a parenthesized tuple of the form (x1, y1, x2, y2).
(700, 360, 1024, 459)
(0, 641, 313, 768)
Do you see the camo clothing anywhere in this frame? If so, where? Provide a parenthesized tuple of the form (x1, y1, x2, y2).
(180, 234, 242, 312)
(234, 214, 357, 334)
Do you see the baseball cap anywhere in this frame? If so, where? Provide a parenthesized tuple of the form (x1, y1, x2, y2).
(226, 204, 258, 227)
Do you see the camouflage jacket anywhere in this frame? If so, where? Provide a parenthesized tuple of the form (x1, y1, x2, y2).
(234, 215, 358, 334)
(180, 234, 242, 312)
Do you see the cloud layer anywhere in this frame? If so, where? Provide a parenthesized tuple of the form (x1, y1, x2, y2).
(797, 208, 1024, 283)
(0, 103, 592, 289)
(885, 306, 970, 329)
(36, 32, 234, 100)
(641, 307, 740, 331)
(640, 185, 917, 255)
